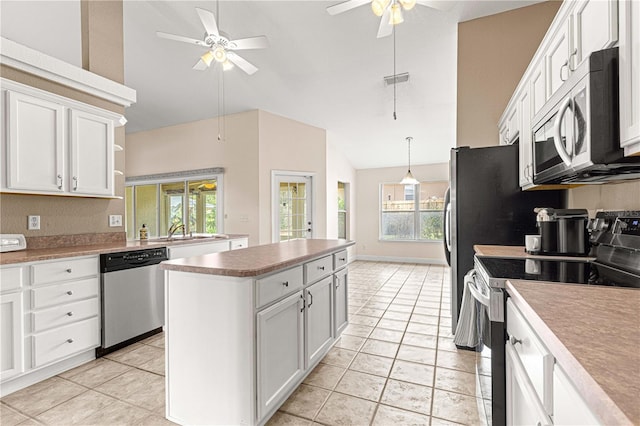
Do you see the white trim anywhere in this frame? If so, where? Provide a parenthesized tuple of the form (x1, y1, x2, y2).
(271, 171, 316, 243)
(1, 37, 136, 107)
(355, 254, 447, 265)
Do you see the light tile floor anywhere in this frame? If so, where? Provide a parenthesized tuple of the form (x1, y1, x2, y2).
(1, 261, 488, 426)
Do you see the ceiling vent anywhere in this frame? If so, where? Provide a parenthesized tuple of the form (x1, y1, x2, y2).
(383, 72, 410, 86)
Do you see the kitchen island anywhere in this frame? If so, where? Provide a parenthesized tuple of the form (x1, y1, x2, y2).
(160, 239, 354, 426)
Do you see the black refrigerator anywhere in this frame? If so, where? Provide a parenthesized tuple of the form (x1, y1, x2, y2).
(443, 145, 566, 334)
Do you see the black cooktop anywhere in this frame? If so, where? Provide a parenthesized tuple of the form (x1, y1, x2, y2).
(476, 257, 639, 288)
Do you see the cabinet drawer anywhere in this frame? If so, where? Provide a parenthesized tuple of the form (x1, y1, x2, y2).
(304, 255, 333, 284)
(256, 266, 303, 308)
(0, 266, 23, 293)
(506, 300, 553, 412)
(32, 278, 99, 309)
(230, 239, 247, 250)
(333, 250, 348, 270)
(31, 257, 98, 286)
(32, 317, 100, 367)
(32, 298, 99, 333)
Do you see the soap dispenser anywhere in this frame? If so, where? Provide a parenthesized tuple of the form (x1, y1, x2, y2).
(139, 224, 148, 240)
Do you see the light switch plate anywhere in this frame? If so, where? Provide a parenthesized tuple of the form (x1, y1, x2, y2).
(109, 215, 123, 227)
(28, 215, 40, 230)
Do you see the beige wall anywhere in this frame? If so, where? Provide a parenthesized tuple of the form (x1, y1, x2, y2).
(457, 1, 561, 148)
(0, 0, 126, 238)
(126, 111, 261, 246)
(568, 181, 640, 213)
(356, 163, 449, 264)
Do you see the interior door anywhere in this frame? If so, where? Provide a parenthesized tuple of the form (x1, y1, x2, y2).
(273, 174, 313, 242)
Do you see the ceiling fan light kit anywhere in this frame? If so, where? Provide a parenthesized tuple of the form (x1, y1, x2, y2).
(371, 0, 390, 17)
(389, 3, 404, 25)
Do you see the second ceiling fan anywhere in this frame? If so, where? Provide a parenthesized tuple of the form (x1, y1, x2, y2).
(327, 0, 452, 38)
(157, 7, 269, 75)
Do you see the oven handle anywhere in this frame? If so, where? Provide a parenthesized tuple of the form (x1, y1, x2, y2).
(465, 270, 490, 307)
(553, 96, 574, 167)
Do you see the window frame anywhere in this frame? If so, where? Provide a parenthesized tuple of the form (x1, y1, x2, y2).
(379, 181, 445, 243)
(125, 170, 224, 240)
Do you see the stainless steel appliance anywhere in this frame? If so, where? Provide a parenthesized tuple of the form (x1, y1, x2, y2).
(97, 247, 168, 356)
(532, 47, 640, 185)
(468, 210, 640, 426)
(534, 208, 589, 255)
(443, 145, 566, 335)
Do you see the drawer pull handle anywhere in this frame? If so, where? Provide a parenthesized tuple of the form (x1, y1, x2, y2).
(317, 266, 325, 271)
(339, 257, 346, 261)
(308, 291, 313, 308)
(66, 268, 72, 273)
(300, 294, 305, 312)
(66, 339, 74, 344)
(510, 336, 522, 346)
(336, 277, 340, 288)
(67, 291, 74, 296)
(67, 311, 74, 317)
(283, 281, 289, 287)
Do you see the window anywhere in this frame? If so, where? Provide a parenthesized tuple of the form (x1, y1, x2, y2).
(337, 182, 348, 239)
(125, 171, 222, 240)
(380, 181, 446, 241)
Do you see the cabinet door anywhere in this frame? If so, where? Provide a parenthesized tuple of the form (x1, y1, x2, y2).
(334, 269, 348, 337)
(256, 291, 304, 419)
(1, 292, 24, 381)
(507, 104, 520, 144)
(553, 365, 601, 425)
(505, 342, 552, 426)
(547, 21, 572, 97)
(572, 0, 618, 70)
(305, 276, 333, 367)
(499, 122, 509, 145)
(519, 88, 533, 188)
(619, 0, 640, 154)
(69, 109, 114, 196)
(531, 59, 547, 117)
(6, 91, 65, 192)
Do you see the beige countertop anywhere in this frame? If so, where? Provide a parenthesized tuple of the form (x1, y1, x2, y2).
(474, 244, 596, 261)
(507, 279, 640, 425)
(0, 234, 249, 265)
(160, 239, 355, 277)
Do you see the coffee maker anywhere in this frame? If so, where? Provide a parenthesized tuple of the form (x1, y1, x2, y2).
(534, 208, 590, 255)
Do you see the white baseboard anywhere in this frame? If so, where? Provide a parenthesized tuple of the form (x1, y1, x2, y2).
(355, 255, 448, 265)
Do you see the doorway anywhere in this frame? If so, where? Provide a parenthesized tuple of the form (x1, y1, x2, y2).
(272, 172, 313, 242)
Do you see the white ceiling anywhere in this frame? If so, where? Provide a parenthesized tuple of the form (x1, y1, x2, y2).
(1, 1, 543, 169)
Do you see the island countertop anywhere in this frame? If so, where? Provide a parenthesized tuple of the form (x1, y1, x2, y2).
(160, 239, 355, 277)
(507, 279, 640, 425)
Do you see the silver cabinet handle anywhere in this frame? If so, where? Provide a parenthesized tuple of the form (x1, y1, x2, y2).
(67, 312, 74, 317)
(300, 294, 305, 312)
(568, 48, 578, 71)
(57, 174, 63, 190)
(66, 290, 73, 296)
(307, 291, 313, 308)
(66, 268, 72, 273)
(336, 277, 340, 288)
(282, 281, 289, 287)
(510, 335, 522, 346)
(66, 339, 74, 344)
(560, 60, 569, 82)
(72, 176, 78, 191)
(339, 257, 346, 262)
(317, 266, 325, 271)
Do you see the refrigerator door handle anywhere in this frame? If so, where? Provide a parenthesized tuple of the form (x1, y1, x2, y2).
(445, 203, 452, 252)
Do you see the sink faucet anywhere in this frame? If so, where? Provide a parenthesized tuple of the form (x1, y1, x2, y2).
(167, 223, 186, 239)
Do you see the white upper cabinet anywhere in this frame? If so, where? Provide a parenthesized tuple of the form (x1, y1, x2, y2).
(531, 59, 547, 117)
(69, 110, 114, 196)
(571, 0, 619, 70)
(619, 0, 640, 155)
(1, 79, 124, 198)
(6, 91, 65, 193)
(518, 88, 533, 188)
(546, 20, 572, 98)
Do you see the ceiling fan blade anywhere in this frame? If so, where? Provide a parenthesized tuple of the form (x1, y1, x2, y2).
(192, 58, 209, 71)
(377, 8, 393, 38)
(227, 52, 258, 75)
(415, 0, 455, 12)
(228, 36, 269, 51)
(157, 31, 207, 47)
(195, 7, 220, 36)
(327, 0, 371, 16)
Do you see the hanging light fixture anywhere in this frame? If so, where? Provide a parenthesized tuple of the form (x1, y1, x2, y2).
(389, 3, 404, 25)
(371, 0, 390, 16)
(400, 137, 419, 185)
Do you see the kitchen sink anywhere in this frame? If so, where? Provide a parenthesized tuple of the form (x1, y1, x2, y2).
(152, 234, 229, 242)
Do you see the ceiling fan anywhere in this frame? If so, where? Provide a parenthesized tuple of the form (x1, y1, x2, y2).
(156, 7, 269, 75)
(327, 0, 453, 38)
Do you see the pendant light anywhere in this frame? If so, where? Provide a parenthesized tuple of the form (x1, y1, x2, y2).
(400, 137, 419, 185)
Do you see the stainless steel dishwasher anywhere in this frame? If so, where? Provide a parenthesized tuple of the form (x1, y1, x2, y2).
(97, 247, 168, 356)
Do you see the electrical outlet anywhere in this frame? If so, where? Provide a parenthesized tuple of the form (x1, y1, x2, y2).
(28, 215, 40, 230)
(109, 215, 123, 227)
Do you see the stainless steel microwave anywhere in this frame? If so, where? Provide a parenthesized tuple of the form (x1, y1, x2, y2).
(532, 47, 640, 184)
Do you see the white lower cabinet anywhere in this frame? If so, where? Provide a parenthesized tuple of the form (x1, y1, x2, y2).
(0, 292, 24, 381)
(305, 276, 334, 367)
(256, 291, 305, 419)
(334, 268, 348, 336)
(553, 365, 600, 425)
